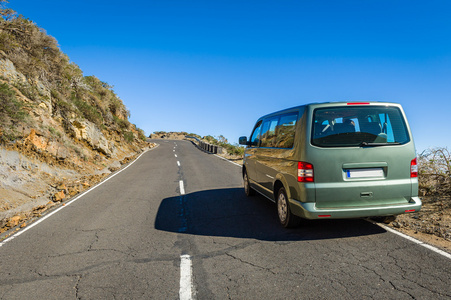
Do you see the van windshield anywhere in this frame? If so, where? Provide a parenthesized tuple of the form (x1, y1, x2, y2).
(311, 106, 410, 147)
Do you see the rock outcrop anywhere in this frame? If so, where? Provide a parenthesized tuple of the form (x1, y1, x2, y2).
(67, 119, 111, 156)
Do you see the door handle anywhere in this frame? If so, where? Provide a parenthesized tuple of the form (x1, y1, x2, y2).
(360, 192, 373, 198)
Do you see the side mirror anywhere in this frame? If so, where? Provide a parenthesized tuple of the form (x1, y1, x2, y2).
(238, 136, 248, 145)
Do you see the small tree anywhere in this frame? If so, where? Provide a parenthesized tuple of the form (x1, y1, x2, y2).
(0, 0, 16, 21)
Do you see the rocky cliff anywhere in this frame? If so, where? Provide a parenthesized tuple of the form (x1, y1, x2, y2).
(0, 5, 152, 235)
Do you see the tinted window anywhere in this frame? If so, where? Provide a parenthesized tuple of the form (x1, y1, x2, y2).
(274, 113, 297, 148)
(312, 106, 410, 147)
(260, 118, 279, 147)
(259, 113, 298, 148)
(249, 120, 262, 147)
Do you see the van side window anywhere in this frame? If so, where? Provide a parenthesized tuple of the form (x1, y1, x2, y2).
(249, 120, 262, 147)
(260, 118, 279, 148)
(274, 113, 298, 148)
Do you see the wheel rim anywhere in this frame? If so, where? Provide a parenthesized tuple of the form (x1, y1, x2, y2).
(278, 192, 287, 223)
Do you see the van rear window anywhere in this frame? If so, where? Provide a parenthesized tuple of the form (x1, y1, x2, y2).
(311, 106, 410, 147)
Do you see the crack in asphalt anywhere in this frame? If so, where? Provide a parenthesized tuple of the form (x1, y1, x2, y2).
(74, 275, 82, 300)
(0, 254, 180, 287)
(224, 252, 277, 275)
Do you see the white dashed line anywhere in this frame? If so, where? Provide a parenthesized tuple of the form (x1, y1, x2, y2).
(175, 154, 178, 158)
(179, 180, 185, 195)
(177, 161, 181, 167)
(179, 254, 193, 300)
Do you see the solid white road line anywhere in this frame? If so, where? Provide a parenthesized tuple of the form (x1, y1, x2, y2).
(374, 221, 451, 260)
(179, 254, 193, 300)
(179, 180, 185, 195)
(213, 154, 241, 167)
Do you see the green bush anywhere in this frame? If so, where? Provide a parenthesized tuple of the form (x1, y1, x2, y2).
(137, 128, 146, 141)
(124, 131, 134, 143)
(113, 115, 130, 130)
(55, 99, 73, 112)
(0, 83, 26, 123)
(73, 97, 103, 126)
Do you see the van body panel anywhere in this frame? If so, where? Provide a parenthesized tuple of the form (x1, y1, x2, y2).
(255, 148, 296, 195)
(306, 144, 417, 208)
(241, 101, 421, 222)
(291, 196, 422, 219)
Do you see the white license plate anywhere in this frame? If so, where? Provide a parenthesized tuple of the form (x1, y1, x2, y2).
(346, 168, 384, 178)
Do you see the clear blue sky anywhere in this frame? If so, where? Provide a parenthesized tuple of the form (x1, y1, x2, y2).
(8, 0, 451, 152)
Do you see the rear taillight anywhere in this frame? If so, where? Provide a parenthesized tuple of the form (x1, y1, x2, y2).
(298, 162, 314, 182)
(410, 158, 418, 178)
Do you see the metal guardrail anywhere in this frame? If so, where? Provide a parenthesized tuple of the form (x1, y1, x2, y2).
(185, 136, 222, 154)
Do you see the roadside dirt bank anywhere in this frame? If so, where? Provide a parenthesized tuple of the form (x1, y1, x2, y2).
(384, 196, 451, 254)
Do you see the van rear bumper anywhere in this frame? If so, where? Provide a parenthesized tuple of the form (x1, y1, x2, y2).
(290, 197, 422, 219)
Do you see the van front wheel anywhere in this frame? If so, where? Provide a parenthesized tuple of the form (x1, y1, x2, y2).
(243, 170, 255, 196)
(277, 187, 300, 228)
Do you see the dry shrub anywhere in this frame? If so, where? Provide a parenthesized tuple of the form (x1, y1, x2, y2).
(418, 147, 451, 196)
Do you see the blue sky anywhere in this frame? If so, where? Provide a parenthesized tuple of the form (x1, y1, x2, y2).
(7, 0, 451, 152)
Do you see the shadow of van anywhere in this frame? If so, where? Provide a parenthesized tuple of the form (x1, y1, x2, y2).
(154, 188, 385, 242)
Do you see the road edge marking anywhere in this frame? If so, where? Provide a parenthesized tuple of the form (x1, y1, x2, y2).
(370, 220, 451, 260)
(0, 146, 157, 248)
(213, 154, 242, 167)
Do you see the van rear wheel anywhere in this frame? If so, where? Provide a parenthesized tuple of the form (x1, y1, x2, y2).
(277, 187, 300, 228)
(243, 170, 255, 196)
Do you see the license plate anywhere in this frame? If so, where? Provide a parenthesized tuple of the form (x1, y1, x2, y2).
(346, 168, 384, 178)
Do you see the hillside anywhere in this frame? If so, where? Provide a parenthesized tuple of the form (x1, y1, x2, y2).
(0, 3, 152, 234)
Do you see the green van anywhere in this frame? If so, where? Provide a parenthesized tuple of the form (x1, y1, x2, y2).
(239, 102, 422, 227)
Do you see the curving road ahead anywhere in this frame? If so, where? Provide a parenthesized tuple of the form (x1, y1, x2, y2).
(0, 139, 450, 299)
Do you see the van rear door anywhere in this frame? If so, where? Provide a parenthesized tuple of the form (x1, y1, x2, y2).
(309, 103, 417, 209)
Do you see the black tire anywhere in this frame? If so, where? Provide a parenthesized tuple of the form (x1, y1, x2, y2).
(243, 170, 255, 196)
(276, 187, 300, 228)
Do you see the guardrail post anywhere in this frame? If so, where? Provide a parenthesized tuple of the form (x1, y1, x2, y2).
(185, 136, 222, 154)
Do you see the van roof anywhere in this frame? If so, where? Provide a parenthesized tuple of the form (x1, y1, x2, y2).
(259, 101, 402, 120)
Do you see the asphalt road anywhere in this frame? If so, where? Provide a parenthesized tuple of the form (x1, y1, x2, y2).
(0, 139, 450, 299)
